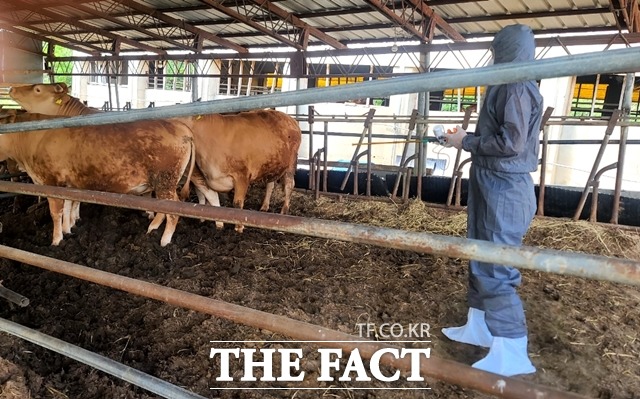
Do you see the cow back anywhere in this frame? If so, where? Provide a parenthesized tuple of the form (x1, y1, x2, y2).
(1, 119, 194, 195)
(181, 109, 301, 188)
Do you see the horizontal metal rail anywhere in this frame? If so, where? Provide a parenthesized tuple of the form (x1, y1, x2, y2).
(1, 181, 639, 287)
(0, 285, 29, 307)
(0, 245, 587, 399)
(0, 317, 207, 399)
(1, 46, 640, 133)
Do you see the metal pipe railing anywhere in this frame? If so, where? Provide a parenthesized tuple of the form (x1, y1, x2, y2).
(1, 46, 640, 133)
(0, 245, 586, 399)
(0, 285, 29, 307)
(1, 181, 639, 287)
(0, 317, 207, 399)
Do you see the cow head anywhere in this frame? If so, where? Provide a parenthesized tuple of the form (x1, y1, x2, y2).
(9, 83, 70, 115)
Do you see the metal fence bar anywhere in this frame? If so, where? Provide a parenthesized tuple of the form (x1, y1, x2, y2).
(1, 46, 640, 133)
(0, 317, 207, 399)
(0, 181, 639, 287)
(0, 245, 587, 399)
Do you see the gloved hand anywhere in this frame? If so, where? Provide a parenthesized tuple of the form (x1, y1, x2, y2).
(445, 125, 467, 149)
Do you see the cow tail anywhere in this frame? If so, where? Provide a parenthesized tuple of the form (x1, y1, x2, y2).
(179, 138, 197, 201)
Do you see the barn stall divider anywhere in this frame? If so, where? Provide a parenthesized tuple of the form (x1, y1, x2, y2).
(1, 46, 640, 398)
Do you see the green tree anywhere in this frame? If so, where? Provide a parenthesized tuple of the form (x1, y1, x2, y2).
(49, 45, 73, 87)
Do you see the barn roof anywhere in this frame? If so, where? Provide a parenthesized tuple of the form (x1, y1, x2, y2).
(1, 0, 639, 57)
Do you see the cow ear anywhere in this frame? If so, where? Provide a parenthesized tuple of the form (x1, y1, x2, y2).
(55, 83, 68, 94)
(58, 94, 71, 105)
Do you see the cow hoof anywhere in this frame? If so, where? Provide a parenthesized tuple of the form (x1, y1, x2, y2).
(160, 238, 171, 247)
(51, 238, 62, 246)
(215, 222, 224, 229)
(235, 225, 244, 233)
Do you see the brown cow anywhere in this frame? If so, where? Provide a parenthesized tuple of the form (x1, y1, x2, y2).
(177, 110, 301, 232)
(0, 111, 196, 246)
(9, 83, 102, 229)
(11, 83, 302, 233)
(10, 83, 154, 226)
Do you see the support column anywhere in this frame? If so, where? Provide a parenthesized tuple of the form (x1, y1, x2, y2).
(416, 50, 431, 201)
(610, 73, 635, 224)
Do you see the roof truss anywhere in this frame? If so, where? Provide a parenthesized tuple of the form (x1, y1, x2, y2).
(364, 0, 464, 43)
(113, 0, 248, 53)
(610, 0, 640, 32)
(56, 0, 202, 52)
(198, 0, 345, 50)
(5, 0, 165, 54)
(0, 0, 635, 58)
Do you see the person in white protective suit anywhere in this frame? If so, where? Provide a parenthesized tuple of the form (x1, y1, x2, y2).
(442, 23, 544, 377)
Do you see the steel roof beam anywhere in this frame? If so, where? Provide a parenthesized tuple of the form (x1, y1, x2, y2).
(364, 0, 431, 42)
(7, 0, 165, 54)
(609, 0, 640, 32)
(406, 0, 465, 42)
(56, 1, 199, 52)
(198, 0, 305, 49)
(10, 0, 165, 54)
(292, 1, 482, 19)
(46, 32, 640, 64)
(249, 0, 346, 49)
(113, 0, 248, 53)
(447, 7, 607, 24)
(72, 25, 639, 54)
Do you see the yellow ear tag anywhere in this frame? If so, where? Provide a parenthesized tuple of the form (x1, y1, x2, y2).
(196, 115, 203, 120)
(55, 98, 62, 105)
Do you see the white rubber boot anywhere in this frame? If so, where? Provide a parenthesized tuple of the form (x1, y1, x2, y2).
(472, 336, 536, 376)
(441, 308, 493, 348)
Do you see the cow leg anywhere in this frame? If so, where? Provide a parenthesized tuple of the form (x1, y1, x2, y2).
(48, 198, 65, 245)
(195, 187, 207, 205)
(70, 200, 81, 228)
(232, 177, 250, 233)
(147, 213, 166, 233)
(62, 200, 73, 234)
(152, 191, 180, 247)
(281, 172, 295, 215)
(62, 200, 81, 234)
(138, 193, 155, 219)
(260, 182, 275, 212)
(200, 188, 223, 229)
(191, 172, 223, 228)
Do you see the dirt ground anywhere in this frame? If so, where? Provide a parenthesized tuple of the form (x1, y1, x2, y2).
(0, 185, 639, 399)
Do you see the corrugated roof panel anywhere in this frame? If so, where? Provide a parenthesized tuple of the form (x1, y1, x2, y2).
(39, 5, 95, 20)
(137, 0, 199, 8)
